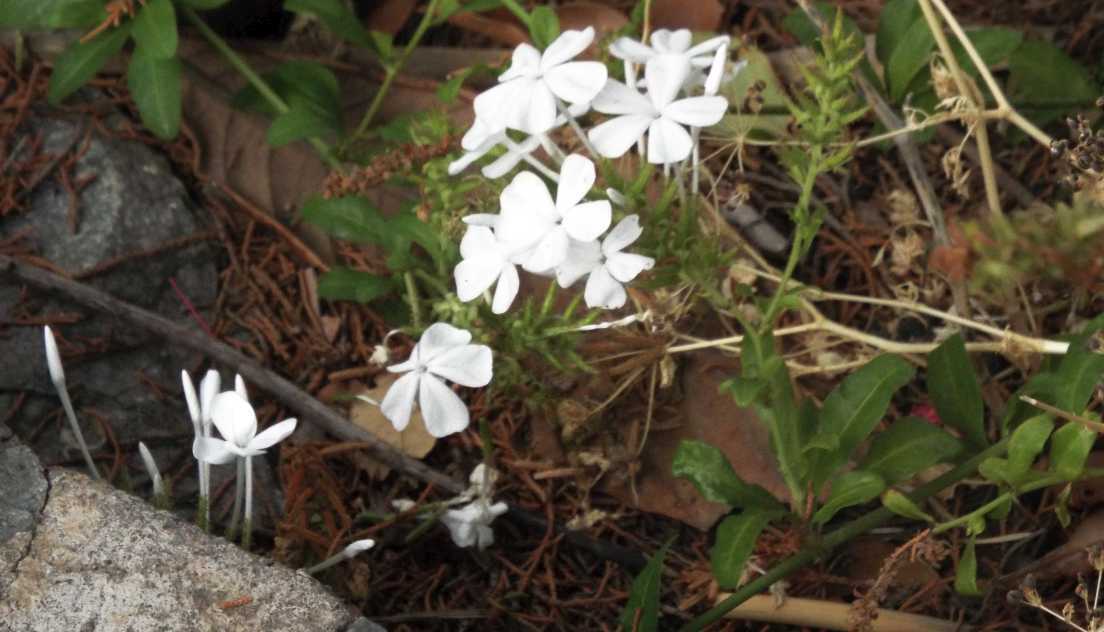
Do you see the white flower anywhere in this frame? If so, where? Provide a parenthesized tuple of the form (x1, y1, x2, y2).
(495, 155, 612, 272)
(440, 498, 508, 550)
(453, 225, 522, 314)
(192, 391, 298, 464)
(474, 28, 608, 134)
(199, 369, 220, 427)
(43, 325, 66, 388)
(588, 56, 728, 164)
(556, 215, 654, 309)
(380, 323, 493, 438)
(137, 441, 164, 498)
(609, 28, 729, 75)
(341, 539, 376, 557)
(448, 118, 542, 178)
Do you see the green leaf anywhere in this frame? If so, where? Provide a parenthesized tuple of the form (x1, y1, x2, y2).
(1006, 415, 1055, 482)
(528, 5, 560, 50)
(711, 511, 782, 589)
(882, 489, 933, 523)
(267, 105, 336, 147)
(1049, 422, 1097, 480)
(387, 212, 444, 264)
(954, 537, 981, 596)
(47, 25, 131, 105)
(812, 470, 885, 525)
(0, 0, 104, 28)
(719, 376, 766, 407)
(753, 347, 808, 505)
(809, 354, 915, 489)
(927, 334, 987, 447)
(317, 268, 394, 303)
(1054, 347, 1104, 414)
(619, 540, 670, 632)
(369, 31, 395, 63)
(300, 195, 386, 243)
(176, 0, 231, 8)
(950, 28, 1023, 79)
(437, 69, 471, 104)
(860, 417, 965, 485)
(978, 457, 1012, 486)
(875, 0, 922, 66)
(284, 0, 374, 48)
(126, 52, 182, 140)
(886, 17, 935, 102)
(671, 440, 783, 511)
(233, 61, 342, 134)
(131, 0, 178, 59)
(1009, 38, 1100, 126)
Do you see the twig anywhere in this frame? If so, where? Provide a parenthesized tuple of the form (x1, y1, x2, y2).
(720, 594, 967, 631)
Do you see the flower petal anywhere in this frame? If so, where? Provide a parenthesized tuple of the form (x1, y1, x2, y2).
(556, 239, 602, 287)
(497, 171, 558, 247)
(605, 251, 655, 283)
(645, 54, 690, 110)
(704, 46, 728, 95)
(649, 29, 673, 52)
(380, 371, 421, 432)
(462, 214, 499, 228)
(556, 154, 596, 213)
(666, 29, 693, 53)
(491, 262, 519, 314)
(249, 418, 297, 451)
(210, 391, 256, 449)
(522, 227, 570, 273)
(418, 375, 470, 437)
(602, 214, 644, 255)
(417, 323, 473, 362)
(687, 34, 730, 58)
(646, 117, 693, 164)
(199, 369, 221, 422)
(588, 114, 655, 158)
(473, 81, 523, 133)
(499, 43, 541, 81)
(428, 344, 493, 387)
(193, 437, 237, 465)
(514, 80, 558, 134)
(448, 150, 483, 176)
(459, 225, 498, 260)
(540, 27, 594, 71)
(585, 265, 627, 309)
(609, 36, 654, 63)
(181, 369, 200, 430)
(542, 62, 608, 106)
(562, 200, 612, 243)
(460, 117, 498, 152)
(663, 95, 728, 127)
(591, 80, 653, 115)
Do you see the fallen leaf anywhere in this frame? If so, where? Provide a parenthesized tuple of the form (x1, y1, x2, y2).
(350, 373, 436, 478)
(650, 0, 724, 33)
(557, 3, 628, 38)
(1034, 510, 1104, 579)
(365, 0, 417, 35)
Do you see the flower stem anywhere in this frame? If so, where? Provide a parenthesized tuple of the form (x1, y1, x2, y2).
(196, 495, 209, 532)
(227, 457, 244, 539)
(761, 156, 820, 329)
(56, 385, 100, 479)
(242, 454, 253, 550)
(404, 271, 423, 330)
(498, 0, 531, 26)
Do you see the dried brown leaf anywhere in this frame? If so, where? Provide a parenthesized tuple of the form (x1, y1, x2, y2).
(650, 0, 724, 33)
(350, 373, 436, 478)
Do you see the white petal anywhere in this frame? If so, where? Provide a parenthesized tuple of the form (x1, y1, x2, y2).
(482, 135, 541, 179)
(210, 391, 256, 449)
(605, 251, 655, 283)
(663, 96, 728, 127)
(647, 117, 693, 164)
(428, 344, 493, 387)
(448, 150, 484, 176)
(522, 227, 570, 273)
(687, 35, 730, 58)
(704, 46, 728, 95)
(193, 437, 237, 465)
(380, 371, 421, 432)
(249, 418, 297, 451)
(591, 79, 653, 115)
(475, 525, 495, 550)
(43, 326, 65, 386)
(609, 37, 654, 63)
(417, 323, 472, 362)
(540, 27, 594, 71)
(181, 370, 200, 429)
(514, 80, 558, 134)
(234, 374, 248, 401)
(497, 172, 558, 247)
(418, 375, 470, 437)
(542, 62, 608, 106)
(138, 441, 162, 493)
(387, 355, 418, 374)
(473, 80, 526, 132)
(556, 239, 602, 287)
(460, 117, 498, 151)
(645, 54, 691, 110)
(588, 114, 655, 158)
(459, 225, 498, 260)
(666, 29, 693, 53)
(556, 154, 596, 213)
(602, 214, 644, 254)
(491, 263, 520, 314)
(649, 29, 673, 52)
(500, 43, 541, 81)
(585, 266, 628, 309)
(199, 369, 221, 422)
(562, 201, 612, 242)
(343, 539, 375, 557)
(462, 214, 499, 229)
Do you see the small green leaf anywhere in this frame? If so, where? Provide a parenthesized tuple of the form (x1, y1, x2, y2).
(1053, 346, 1104, 413)
(751, 343, 808, 506)
(1009, 38, 1100, 126)
(882, 489, 933, 523)
(978, 457, 1012, 486)
(47, 25, 131, 105)
(284, 0, 374, 48)
(875, 0, 922, 66)
(131, 0, 178, 59)
(950, 28, 1022, 79)
(369, 31, 395, 63)
(317, 268, 394, 303)
(987, 496, 1012, 521)
(267, 105, 336, 147)
(886, 17, 935, 102)
(927, 334, 987, 447)
(1049, 422, 1097, 480)
(955, 537, 981, 596)
(720, 376, 767, 407)
(803, 432, 839, 454)
(812, 470, 885, 525)
(528, 5, 560, 50)
(126, 51, 182, 140)
(1, 0, 104, 28)
(966, 514, 987, 536)
(672, 440, 783, 511)
(300, 195, 386, 243)
(619, 540, 670, 632)
(1006, 415, 1055, 482)
(711, 511, 782, 589)
(860, 417, 964, 485)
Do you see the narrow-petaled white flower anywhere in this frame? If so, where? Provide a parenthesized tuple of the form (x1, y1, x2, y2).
(234, 374, 248, 401)
(380, 323, 493, 437)
(453, 225, 522, 314)
(495, 156, 612, 272)
(137, 441, 164, 498)
(43, 325, 66, 388)
(305, 538, 377, 574)
(609, 28, 729, 76)
(588, 56, 728, 164)
(43, 326, 99, 479)
(474, 28, 608, 135)
(181, 370, 200, 434)
(556, 215, 655, 309)
(193, 392, 298, 463)
(448, 118, 543, 178)
(199, 370, 220, 424)
(440, 498, 508, 550)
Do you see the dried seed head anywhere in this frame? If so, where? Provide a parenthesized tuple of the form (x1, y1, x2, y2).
(1089, 545, 1104, 572)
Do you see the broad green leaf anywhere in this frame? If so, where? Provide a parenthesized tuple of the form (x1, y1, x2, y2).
(955, 537, 981, 596)
(949, 28, 1022, 79)
(886, 17, 935, 102)
(267, 106, 335, 147)
(1049, 422, 1097, 480)
(1006, 415, 1054, 481)
(860, 417, 964, 485)
(978, 457, 1012, 486)
(284, 0, 373, 48)
(0, 0, 103, 28)
(927, 334, 987, 447)
(1008, 39, 1100, 126)
(803, 432, 839, 455)
(671, 440, 783, 511)
(131, 0, 178, 59)
(47, 25, 131, 105)
(812, 470, 885, 525)
(619, 540, 670, 632)
(177, 0, 231, 8)
(755, 350, 808, 505)
(882, 489, 933, 523)
(528, 5, 560, 50)
(317, 268, 394, 303)
(809, 354, 915, 489)
(711, 511, 781, 589)
(875, 0, 922, 66)
(387, 212, 444, 264)
(126, 52, 182, 140)
(300, 195, 386, 243)
(1053, 346, 1104, 413)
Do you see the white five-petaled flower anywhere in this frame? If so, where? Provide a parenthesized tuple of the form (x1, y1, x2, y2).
(380, 323, 493, 438)
(588, 56, 728, 164)
(454, 225, 522, 314)
(556, 215, 655, 309)
(474, 27, 608, 135)
(609, 28, 730, 77)
(192, 391, 298, 464)
(448, 118, 542, 178)
(495, 155, 612, 272)
(440, 498, 508, 550)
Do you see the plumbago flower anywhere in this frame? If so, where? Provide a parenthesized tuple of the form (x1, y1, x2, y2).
(556, 215, 655, 309)
(448, 117, 542, 178)
(588, 55, 728, 164)
(193, 391, 298, 463)
(380, 323, 493, 438)
(610, 28, 730, 78)
(453, 225, 521, 314)
(474, 27, 608, 135)
(440, 464, 508, 550)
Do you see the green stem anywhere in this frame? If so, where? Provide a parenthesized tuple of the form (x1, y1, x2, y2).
(181, 7, 340, 170)
(498, 0, 532, 26)
(680, 437, 1010, 631)
(404, 271, 424, 330)
(352, 0, 442, 138)
(760, 159, 820, 330)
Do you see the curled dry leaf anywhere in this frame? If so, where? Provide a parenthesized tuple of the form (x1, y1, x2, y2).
(350, 373, 436, 478)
